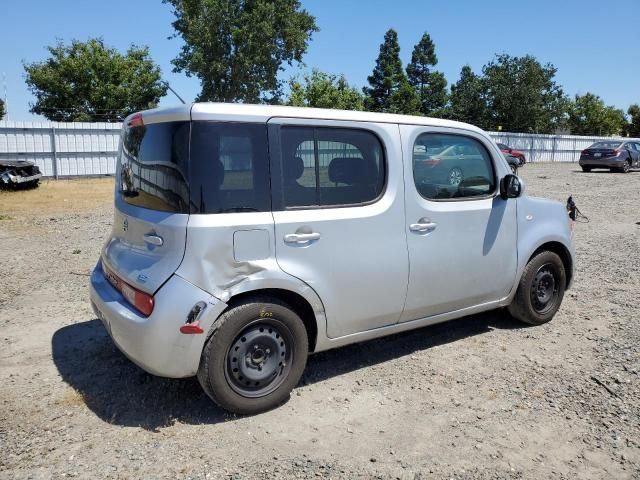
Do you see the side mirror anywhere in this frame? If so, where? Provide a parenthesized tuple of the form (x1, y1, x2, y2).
(500, 174, 522, 199)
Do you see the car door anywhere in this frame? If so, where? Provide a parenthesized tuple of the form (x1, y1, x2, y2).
(268, 118, 409, 338)
(630, 143, 640, 166)
(399, 125, 518, 322)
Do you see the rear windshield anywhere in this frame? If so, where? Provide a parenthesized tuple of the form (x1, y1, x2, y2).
(120, 121, 190, 213)
(118, 121, 270, 214)
(589, 141, 621, 149)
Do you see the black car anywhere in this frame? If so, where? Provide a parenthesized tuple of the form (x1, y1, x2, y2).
(579, 140, 640, 173)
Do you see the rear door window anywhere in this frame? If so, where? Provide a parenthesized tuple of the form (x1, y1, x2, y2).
(119, 121, 190, 213)
(279, 127, 385, 208)
(189, 122, 270, 214)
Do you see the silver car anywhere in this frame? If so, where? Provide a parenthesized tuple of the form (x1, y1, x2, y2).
(90, 104, 575, 414)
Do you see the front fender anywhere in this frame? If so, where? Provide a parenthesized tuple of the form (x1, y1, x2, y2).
(513, 196, 575, 298)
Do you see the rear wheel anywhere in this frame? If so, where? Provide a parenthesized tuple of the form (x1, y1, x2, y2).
(620, 160, 631, 173)
(448, 167, 463, 186)
(197, 297, 308, 414)
(508, 251, 566, 326)
(581, 166, 591, 172)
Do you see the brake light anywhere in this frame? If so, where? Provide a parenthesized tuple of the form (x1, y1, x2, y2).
(102, 261, 154, 316)
(127, 113, 144, 128)
(421, 158, 441, 167)
(611, 149, 621, 156)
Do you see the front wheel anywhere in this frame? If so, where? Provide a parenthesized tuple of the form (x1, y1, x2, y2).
(197, 297, 308, 414)
(510, 164, 518, 175)
(508, 251, 566, 325)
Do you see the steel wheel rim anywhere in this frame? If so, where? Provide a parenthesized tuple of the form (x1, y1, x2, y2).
(448, 167, 463, 186)
(530, 264, 560, 314)
(225, 319, 294, 398)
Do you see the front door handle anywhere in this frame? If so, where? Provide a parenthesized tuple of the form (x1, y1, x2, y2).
(284, 232, 321, 244)
(409, 220, 437, 233)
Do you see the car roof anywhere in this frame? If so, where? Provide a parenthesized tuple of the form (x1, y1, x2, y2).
(134, 103, 484, 134)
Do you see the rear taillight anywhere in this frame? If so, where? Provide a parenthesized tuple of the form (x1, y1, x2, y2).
(581, 149, 588, 155)
(127, 113, 144, 128)
(421, 158, 441, 167)
(102, 261, 154, 316)
(611, 149, 621, 156)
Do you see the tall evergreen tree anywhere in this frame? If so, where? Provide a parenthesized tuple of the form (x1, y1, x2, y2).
(0, 99, 5, 120)
(449, 65, 488, 127)
(406, 32, 448, 116)
(363, 29, 417, 114)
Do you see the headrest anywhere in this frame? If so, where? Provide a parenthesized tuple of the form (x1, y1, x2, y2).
(328, 157, 378, 185)
(284, 156, 304, 181)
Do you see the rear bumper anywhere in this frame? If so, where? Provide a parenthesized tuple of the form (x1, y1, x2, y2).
(89, 262, 227, 378)
(579, 158, 625, 168)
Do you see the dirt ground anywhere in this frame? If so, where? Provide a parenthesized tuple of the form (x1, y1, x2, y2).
(1, 163, 639, 479)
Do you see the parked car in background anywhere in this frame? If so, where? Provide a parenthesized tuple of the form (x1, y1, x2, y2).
(0, 159, 42, 189)
(497, 143, 526, 166)
(504, 154, 520, 175)
(90, 104, 574, 414)
(579, 140, 640, 173)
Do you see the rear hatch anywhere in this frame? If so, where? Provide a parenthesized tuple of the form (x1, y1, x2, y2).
(102, 108, 191, 294)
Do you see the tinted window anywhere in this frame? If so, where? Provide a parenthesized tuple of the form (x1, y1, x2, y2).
(280, 127, 385, 208)
(189, 122, 270, 213)
(119, 121, 190, 213)
(413, 133, 495, 200)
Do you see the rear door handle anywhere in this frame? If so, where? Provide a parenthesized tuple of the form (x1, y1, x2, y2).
(284, 232, 321, 244)
(143, 234, 164, 246)
(409, 221, 437, 233)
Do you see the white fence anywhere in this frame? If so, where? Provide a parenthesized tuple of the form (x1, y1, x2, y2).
(1, 120, 636, 178)
(0, 121, 121, 178)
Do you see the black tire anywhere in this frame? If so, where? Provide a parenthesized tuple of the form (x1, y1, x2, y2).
(510, 164, 518, 175)
(620, 160, 631, 173)
(581, 166, 591, 172)
(197, 297, 308, 415)
(508, 251, 566, 326)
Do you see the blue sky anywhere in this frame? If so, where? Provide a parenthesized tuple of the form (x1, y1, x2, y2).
(2, 0, 638, 120)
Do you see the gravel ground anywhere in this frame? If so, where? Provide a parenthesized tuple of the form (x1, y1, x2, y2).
(0, 163, 639, 479)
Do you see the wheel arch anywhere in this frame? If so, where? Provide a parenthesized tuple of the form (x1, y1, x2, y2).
(528, 241, 573, 289)
(223, 288, 319, 352)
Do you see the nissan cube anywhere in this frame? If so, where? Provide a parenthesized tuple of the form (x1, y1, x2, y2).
(90, 104, 575, 414)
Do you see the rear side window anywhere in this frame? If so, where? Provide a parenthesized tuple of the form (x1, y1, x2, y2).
(189, 122, 270, 214)
(119, 121, 190, 213)
(413, 133, 495, 200)
(280, 127, 385, 208)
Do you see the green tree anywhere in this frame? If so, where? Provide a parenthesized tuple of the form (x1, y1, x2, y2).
(567, 93, 627, 136)
(406, 32, 448, 116)
(24, 38, 167, 122)
(0, 98, 5, 120)
(448, 65, 488, 127)
(165, 0, 317, 103)
(364, 29, 418, 114)
(482, 54, 566, 133)
(286, 70, 364, 110)
(626, 104, 640, 137)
